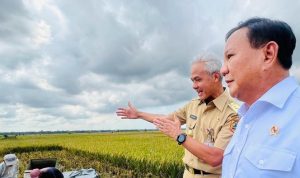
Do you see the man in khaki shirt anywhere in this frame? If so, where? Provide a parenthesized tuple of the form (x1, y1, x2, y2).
(116, 54, 239, 178)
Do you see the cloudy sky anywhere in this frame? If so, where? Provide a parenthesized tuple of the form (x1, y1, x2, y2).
(1, 0, 300, 132)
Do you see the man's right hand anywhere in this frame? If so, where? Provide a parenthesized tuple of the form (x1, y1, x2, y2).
(116, 102, 139, 119)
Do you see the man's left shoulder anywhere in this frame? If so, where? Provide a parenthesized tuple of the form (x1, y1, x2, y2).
(287, 86, 300, 104)
(294, 86, 300, 98)
(226, 99, 240, 113)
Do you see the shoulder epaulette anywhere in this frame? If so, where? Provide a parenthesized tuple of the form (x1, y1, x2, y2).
(228, 100, 240, 112)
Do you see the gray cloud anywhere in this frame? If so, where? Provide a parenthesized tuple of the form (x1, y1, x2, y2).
(0, 0, 300, 132)
(0, 1, 48, 70)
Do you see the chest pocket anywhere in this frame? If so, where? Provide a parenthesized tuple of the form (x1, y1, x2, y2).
(245, 146, 296, 172)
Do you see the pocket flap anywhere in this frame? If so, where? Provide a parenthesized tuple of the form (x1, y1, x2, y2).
(245, 146, 296, 171)
(188, 119, 197, 128)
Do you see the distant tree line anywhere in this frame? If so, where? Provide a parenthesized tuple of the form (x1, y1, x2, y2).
(0, 129, 158, 136)
(1, 134, 17, 139)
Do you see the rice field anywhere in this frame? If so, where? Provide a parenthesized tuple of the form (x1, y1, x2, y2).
(0, 131, 184, 177)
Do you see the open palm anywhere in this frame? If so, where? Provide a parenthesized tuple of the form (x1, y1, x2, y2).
(116, 102, 138, 119)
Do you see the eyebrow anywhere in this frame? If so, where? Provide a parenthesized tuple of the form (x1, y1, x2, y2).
(224, 48, 234, 55)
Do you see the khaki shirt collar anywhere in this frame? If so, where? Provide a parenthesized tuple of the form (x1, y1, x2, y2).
(212, 90, 228, 111)
(198, 89, 228, 111)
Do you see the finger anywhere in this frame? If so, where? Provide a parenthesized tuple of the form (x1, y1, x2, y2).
(155, 125, 164, 132)
(153, 119, 165, 126)
(157, 124, 166, 131)
(174, 115, 181, 126)
(163, 122, 174, 129)
(128, 101, 134, 109)
(160, 127, 169, 134)
(116, 110, 125, 114)
(153, 119, 160, 126)
(121, 116, 128, 119)
(153, 121, 159, 126)
(154, 121, 165, 130)
(117, 114, 127, 117)
(157, 127, 164, 133)
(155, 117, 169, 123)
(153, 118, 160, 123)
(159, 118, 174, 124)
(154, 121, 164, 128)
(116, 112, 127, 116)
(153, 122, 159, 127)
(157, 125, 164, 130)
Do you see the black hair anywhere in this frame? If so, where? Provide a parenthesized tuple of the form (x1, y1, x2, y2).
(226, 17, 296, 69)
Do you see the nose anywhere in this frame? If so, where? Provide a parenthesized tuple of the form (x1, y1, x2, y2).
(220, 63, 228, 77)
(192, 81, 198, 90)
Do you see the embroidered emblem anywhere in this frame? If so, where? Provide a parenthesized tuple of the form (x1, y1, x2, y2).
(204, 128, 214, 147)
(270, 125, 279, 136)
(229, 116, 239, 132)
(229, 101, 240, 112)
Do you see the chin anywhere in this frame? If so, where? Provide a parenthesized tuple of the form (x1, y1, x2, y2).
(228, 87, 237, 98)
(199, 95, 206, 100)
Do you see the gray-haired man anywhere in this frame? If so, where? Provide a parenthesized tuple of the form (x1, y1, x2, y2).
(117, 54, 239, 178)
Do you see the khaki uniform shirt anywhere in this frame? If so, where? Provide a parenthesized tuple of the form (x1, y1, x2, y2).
(173, 90, 239, 174)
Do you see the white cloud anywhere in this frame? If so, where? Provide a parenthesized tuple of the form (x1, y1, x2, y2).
(32, 20, 52, 46)
(1, 0, 300, 132)
(23, 0, 48, 11)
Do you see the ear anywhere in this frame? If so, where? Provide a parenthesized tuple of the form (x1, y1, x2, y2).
(263, 41, 279, 67)
(212, 72, 221, 82)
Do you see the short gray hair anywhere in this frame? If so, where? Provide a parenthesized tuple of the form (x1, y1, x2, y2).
(192, 53, 223, 80)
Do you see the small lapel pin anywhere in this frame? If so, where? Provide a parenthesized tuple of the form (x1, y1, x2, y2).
(270, 125, 279, 136)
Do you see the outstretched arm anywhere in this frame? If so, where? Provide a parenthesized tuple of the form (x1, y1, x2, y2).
(116, 102, 170, 123)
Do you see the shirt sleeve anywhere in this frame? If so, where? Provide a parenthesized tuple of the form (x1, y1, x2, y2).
(214, 113, 239, 150)
(172, 103, 189, 124)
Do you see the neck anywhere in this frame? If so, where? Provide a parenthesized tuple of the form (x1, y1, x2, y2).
(212, 84, 225, 99)
(244, 69, 289, 106)
(205, 84, 224, 104)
